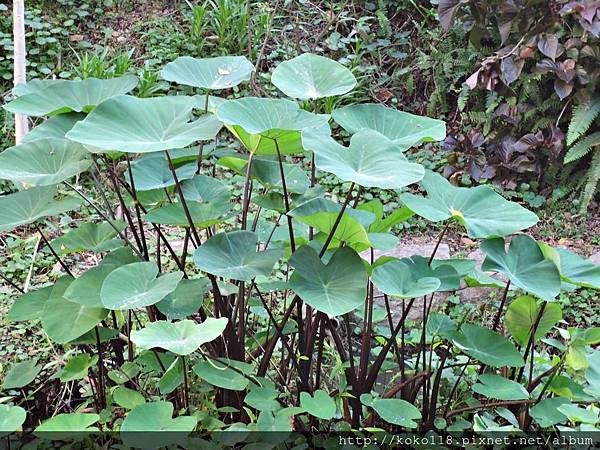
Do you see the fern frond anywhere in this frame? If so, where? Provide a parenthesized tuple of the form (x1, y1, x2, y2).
(580, 148, 600, 211)
(567, 97, 600, 145)
(564, 131, 600, 164)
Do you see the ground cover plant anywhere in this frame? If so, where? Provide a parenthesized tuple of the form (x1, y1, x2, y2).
(0, 48, 599, 447)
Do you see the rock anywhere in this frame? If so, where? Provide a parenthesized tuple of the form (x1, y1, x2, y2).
(590, 251, 600, 265)
(467, 249, 486, 270)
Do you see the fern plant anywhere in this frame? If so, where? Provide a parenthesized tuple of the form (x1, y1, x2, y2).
(564, 96, 600, 211)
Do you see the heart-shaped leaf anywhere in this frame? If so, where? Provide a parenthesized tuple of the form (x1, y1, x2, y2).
(299, 390, 336, 420)
(332, 103, 446, 149)
(59, 353, 97, 382)
(218, 154, 310, 194)
(451, 323, 524, 368)
(216, 97, 330, 155)
(161, 56, 254, 90)
(67, 95, 222, 153)
(400, 256, 462, 291)
(51, 221, 127, 254)
(400, 171, 539, 238)
(129, 157, 197, 191)
(193, 359, 252, 391)
(530, 397, 570, 428)
(302, 129, 424, 189)
(131, 318, 227, 355)
(145, 202, 231, 228)
(481, 235, 561, 301)
(64, 264, 121, 308)
(100, 262, 183, 310)
(472, 374, 529, 400)
(289, 245, 367, 316)
(540, 245, 600, 289)
(360, 394, 421, 428)
(8, 285, 52, 322)
(22, 112, 85, 143)
(181, 174, 231, 204)
(42, 284, 108, 343)
(0, 186, 81, 232)
(193, 231, 282, 281)
(156, 278, 211, 319)
(5, 75, 138, 116)
(34, 413, 99, 436)
(271, 53, 356, 100)
(505, 295, 562, 346)
(120, 401, 197, 448)
(372, 259, 441, 299)
(288, 197, 375, 249)
(0, 405, 26, 437)
(8, 276, 72, 322)
(0, 138, 91, 186)
(2, 359, 42, 390)
(113, 386, 146, 410)
(159, 358, 184, 394)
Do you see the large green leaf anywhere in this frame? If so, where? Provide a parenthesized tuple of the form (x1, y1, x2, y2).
(145, 202, 231, 228)
(66, 95, 222, 153)
(0, 405, 26, 437)
(360, 394, 421, 428)
(193, 359, 252, 391)
(217, 154, 310, 194)
(2, 359, 42, 390)
(0, 186, 81, 232)
(156, 278, 211, 319)
(505, 295, 562, 346)
(131, 318, 227, 355)
(64, 264, 120, 308)
(288, 197, 374, 249)
(400, 171, 539, 238)
(302, 128, 424, 189)
(371, 259, 441, 299)
(181, 174, 231, 204)
(5, 75, 138, 116)
(451, 323, 524, 367)
(120, 401, 197, 447)
(100, 262, 183, 310)
(129, 157, 197, 191)
(289, 245, 367, 316)
(59, 353, 97, 382)
(332, 103, 446, 149)
(299, 390, 337, 420)
(271, 53, 356, 100)
(216, 97, 330, 155)
(540, 245, 600, 289)
(42, 285, 108, 344)
(481, 235, 561, 301)
(0, 138, 92, 186)
(34, 413, 99, 436)
(51, 221, 127, 254)
(530, 397, 570, 428)
(193, 231, 282, 282)
(7, 285, 52, 322)
(8, 276, 72, 322)
(161, 56, 254, 90)
(113, 386, 146, 410)
(22, 113, 85, 143)
(472, 374, 529, 400)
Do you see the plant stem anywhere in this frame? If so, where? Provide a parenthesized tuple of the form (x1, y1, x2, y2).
(517, 301, 547, 383)
(35, 224, 73, 276)
(182, 356, 189, 414)
(241, 152, 255, 230)
(125, 154, 149, 259)
(0, 270, 24, 293)
(491, 280, 511, 331)
(319, 182, 355, 258)
(274, 139, 295, 252)
(165, 151, 203, 245)
(64, 181, 144, 260)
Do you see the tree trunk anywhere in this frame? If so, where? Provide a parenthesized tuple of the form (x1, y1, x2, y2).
(13, 0, 28, 144)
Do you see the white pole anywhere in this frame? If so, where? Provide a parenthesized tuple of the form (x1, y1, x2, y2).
(13, 0, 28, 144)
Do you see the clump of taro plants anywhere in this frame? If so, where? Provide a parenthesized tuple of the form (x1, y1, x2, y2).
(0, 53, 599, 446)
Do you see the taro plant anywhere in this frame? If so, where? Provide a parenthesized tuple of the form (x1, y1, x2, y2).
(0, 52, 599, 445)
